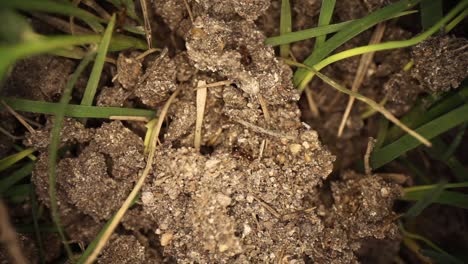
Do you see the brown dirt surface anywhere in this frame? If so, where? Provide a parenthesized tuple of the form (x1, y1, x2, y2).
(2, 0, 468, 263)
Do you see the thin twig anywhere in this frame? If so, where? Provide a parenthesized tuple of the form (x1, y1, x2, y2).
(284, 59, 432, 147)
(257, 94, 271, 122)
(338, 23, 386, 137)
(1, 101, 35, 134)
(84, 87, 181, 264)
(304, 86, 320, 118)
(192, 80, 232, 90)
(0, 126, 23, 140)
(234, 119, 296, 140)
(364, 137, 375, 175)
(136, 48, 161, 60)
(183, 0, 194, 23)
(140, 0, 153, 49)
(195, 80, 207, 150)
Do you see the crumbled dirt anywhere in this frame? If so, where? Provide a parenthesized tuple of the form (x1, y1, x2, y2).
(2, 55, 75, 102)
(2, 0, 467, 263)
(411, 36, 468, 92)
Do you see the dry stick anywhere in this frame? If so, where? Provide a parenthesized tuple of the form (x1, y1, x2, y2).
(33, 13, 93, 35)
(304, 87, 320, 118)
(136, 48, 161, 60)
(82, 0, 111, 20)
(235, 119, 296, 140)
(84, 88, 181, 264)
(195, 80, 207, 150)
(1, 101, 35, 134)
(0, 201, 28, 264)
(140, 0, 152, 49)
(364, 137, 375, 175)
(284, 59, 432, 147)
(183, 0, 195, 23)
(337, 23, 386, 137)
(257, 94, 271, 122)
(193, 80, 232, 90)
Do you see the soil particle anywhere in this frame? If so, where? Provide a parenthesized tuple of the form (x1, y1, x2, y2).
(2, 55, 75, 101)
(196, 0, 271, 21)
(116, 52, 143, 90)
(96, 85, 131, 107)
(97, 234, 146, 264)
(384, 71, 422, 115)
(186, 16, 299, 105)
(31, 121, 144, 221)
(411, 36, 468, 92)
(134, 49, 178, 108)
(24, 117, 93, 152)
(329, 171, 402, 240)
(153, 0, 192, 37)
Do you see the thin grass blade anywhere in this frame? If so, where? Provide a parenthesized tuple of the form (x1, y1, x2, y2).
(372, 104, 468, 169)
(280, 0, 292, 57)
(314, 0, 336, 49)
(0, 97, 155, 119)
(81, 14, 116, 106)
(401, 190, 468, 210)
(0, 148, 35, 172)
(420, 0, 443, 30)
(294, 0, 421, 88)
(0, 162, 34, 194)
(405, 181, 446, 218)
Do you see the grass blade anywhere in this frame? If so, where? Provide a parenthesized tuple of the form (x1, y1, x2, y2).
(265, 11, 415, 47)
(371, 104, 468, 169)
(405, 181, 446, 218)
(285, 58, 431, 147)
(401, 190, 468, 210)
(280, 0, 292, 57)
(0, 148, 36, 172)
(314, 0, 336, 49)
(0, 0, 105, 32)
(30, 183, 45, 264)
(48, 53, 95, 260)
(293, 0, 421, 88)
(425, 138, 468, 182)
(420, 0, 443, 30)
(0, 162, 34, 194)
(297, 0, 468, 91)
(81, 14, 116, 106)
(0, 97, 155, 119)
(421, 249, 464, 264)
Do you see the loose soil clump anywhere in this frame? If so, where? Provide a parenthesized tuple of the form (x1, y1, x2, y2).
(3, 0, 467, 263)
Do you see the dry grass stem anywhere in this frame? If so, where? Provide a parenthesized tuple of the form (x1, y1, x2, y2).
(338, 23, 386, 137)
(364, 137, 375, 175)
(195, 80, 207, 150)
(235, 119, 296, 140)
(304, 86, 320, 118)
(136, 48, 161, 60)
(1, 101, 35, 134)
(283, 59, 431, 147)
(84, 87, 181, 264)
(193, 80, 232, 90)
(139, 0, 153, 49)
(183, 0, 195, 23)
(258, 94, 271, 122)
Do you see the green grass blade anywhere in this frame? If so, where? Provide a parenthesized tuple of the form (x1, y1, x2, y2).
(2, 183, 31, 200)
(0, 162, 34, 194)
(0, 35, 100, 83)
(371, 104, 468, 169)
(0, 97, 155, 119)
(280, 0, 292, 57)
(375, 117, 389, 150)
(399, 222, 449, 256)
(81, 14, 116, 106)
(404, 181, 468, 193)
(420, 0, 443, 30)
(386, 84, 468, 142)
(298, 0, 468, 91)
(0, 148, 36, 172)
(30, 184, 45, 264)
(405, 181, 446, 218)
(426, 138, 468, 182)
(446, 7, 468, 32)
(266, 21, 351, 46)
(442, 122, 467, 160)
(0, 0, 105, 32)
(293, 0, 421, 88)
(421, 249, 464, 264)
(314, 0, 336, 49)
(401, 190, 468, 210)
(48, 53, 95, 260)
(265, 11, 415, 47)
